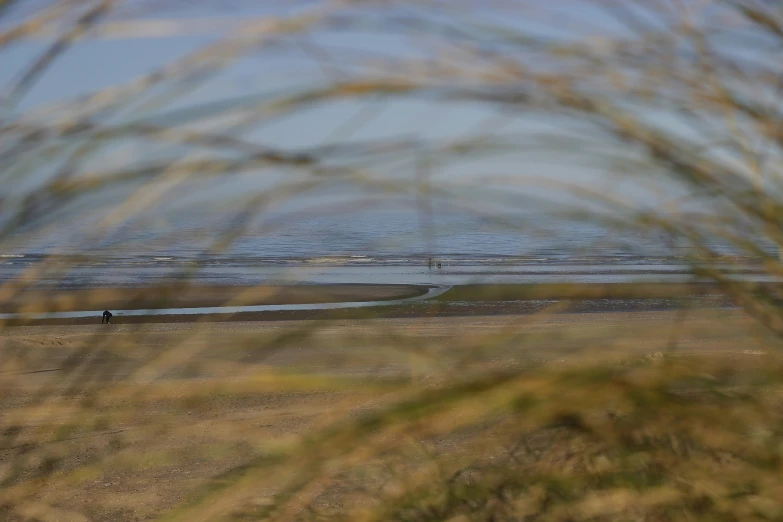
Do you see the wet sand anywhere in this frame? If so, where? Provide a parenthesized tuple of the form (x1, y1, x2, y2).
(5, 297, 732, 326)
(0, 281, 742, 326)
(0, 283, 427, 313)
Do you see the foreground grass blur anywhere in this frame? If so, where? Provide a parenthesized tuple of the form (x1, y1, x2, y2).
(4, 1, 783, 520)
(2, 311, 783, 521)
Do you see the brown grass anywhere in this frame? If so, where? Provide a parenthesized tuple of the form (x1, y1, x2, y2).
(1, 309, 781, 521)
(4, 1, 783, 520)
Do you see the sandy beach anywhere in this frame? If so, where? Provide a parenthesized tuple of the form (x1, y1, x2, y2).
(1, 307, 779, 521)
(1, 283, 778, 521)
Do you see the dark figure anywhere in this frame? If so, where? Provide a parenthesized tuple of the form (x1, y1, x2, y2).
(428, 257, 433, 270)
(437, 262, 442, 269)
(102, 310, 113, 324)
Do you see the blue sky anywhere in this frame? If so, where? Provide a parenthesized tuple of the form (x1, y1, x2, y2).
(0, 0, 691, 240)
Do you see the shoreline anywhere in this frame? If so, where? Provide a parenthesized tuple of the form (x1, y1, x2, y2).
(6, 299, 734, 326)
(0, 282, 745, 327)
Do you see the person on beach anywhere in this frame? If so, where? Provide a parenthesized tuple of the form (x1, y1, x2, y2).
(428, 257, 433, 269)
(437, 262, 442, 269)
(102, 310, 113, 324)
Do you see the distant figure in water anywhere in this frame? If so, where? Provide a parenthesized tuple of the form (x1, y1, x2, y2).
(428, 257, 433, 270)
(102, 310, 113, 324)
(437, 262, 442, 269)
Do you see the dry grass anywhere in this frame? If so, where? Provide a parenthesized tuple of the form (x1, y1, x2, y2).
(1, 311, 782, 521)
(4, 0, 783, 520)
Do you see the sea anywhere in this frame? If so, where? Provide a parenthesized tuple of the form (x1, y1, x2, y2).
(0, 211, 773, 288)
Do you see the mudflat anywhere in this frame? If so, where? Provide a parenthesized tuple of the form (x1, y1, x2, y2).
(0, 283, 427, 313)
(0, 282, 745, 326)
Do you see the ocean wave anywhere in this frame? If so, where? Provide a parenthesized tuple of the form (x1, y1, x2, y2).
(304, 256, 378, 264)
